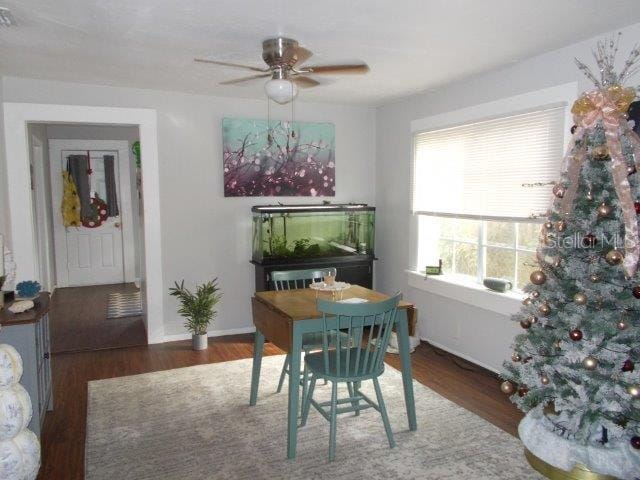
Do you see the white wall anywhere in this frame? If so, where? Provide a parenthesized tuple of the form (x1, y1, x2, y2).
(1, 78, 376, 338)
(0, 80, 9, 248)
(375, 21, 640, 372)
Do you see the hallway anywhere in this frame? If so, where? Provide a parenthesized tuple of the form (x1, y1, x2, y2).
(50, 283, 147, 353)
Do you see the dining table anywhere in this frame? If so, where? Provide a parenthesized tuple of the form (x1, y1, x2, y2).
(249, 284, 417, 459)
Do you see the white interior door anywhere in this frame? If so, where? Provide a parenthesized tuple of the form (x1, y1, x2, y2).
(49, 140, 134, 287)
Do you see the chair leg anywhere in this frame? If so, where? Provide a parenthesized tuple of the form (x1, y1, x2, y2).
(329, 381, 338, 462)
(277, 354, 290, 393)
(300, 374, 316, 427)
(300, 362, 309, 416)
(372, 377, 395, 448)
(347, 382, 360, 416)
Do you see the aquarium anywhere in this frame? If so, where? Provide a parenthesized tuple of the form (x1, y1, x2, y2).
(252, 204, 375, 263)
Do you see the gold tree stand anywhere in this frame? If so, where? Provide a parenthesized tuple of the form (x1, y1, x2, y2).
(524, 449, 620, 480)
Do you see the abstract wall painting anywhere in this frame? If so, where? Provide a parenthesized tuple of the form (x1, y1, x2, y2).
(222, 118, 335, 197)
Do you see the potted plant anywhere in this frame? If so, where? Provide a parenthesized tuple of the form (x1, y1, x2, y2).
(169, 278, 222, 350)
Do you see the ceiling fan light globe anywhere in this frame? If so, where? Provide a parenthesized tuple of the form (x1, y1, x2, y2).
(264, 79, 298, 104)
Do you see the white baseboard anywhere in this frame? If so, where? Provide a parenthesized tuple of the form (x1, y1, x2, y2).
(420, 336, 500, 374)
(163, 326, 256, 343)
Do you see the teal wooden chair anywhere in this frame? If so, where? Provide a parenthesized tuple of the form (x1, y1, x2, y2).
(299, 293, 401, 461)
(271, 268, 338, 400)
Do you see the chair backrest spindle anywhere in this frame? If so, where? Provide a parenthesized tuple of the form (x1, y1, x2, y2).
(270, 267, 338, 291)
(317, 293, 402, 378)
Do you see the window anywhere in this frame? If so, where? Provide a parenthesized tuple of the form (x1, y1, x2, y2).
(412, 103, 567, 290)
(417, 217, 539, 289)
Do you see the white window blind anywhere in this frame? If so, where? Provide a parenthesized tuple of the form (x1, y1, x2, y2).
(411, 106, 565, 220)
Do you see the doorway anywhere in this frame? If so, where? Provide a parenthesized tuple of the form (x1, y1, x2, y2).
(28, 123, 147, 352)
(4, 102, 164, 343)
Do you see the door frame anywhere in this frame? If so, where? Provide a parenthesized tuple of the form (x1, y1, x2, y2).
(49, 140, 135, 287)
(3, 103, 164, 343)
(29, 132, 56, 291)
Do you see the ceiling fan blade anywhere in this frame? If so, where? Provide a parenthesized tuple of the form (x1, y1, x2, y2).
(298, 63, 369, 75)
(292, 76, 320, 88)
(219, 73, 272, 85)
(293, 46, 313, 66)
(194, 58, 269, 73)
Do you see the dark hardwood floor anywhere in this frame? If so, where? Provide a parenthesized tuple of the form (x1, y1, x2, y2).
(50, 283, 147, 353)
(38, 335, 522, 479)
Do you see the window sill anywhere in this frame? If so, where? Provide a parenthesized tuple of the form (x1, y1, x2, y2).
(406, 270, 524, 316)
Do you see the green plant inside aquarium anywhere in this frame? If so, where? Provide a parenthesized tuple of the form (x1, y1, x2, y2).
(252, 206, 375, 261)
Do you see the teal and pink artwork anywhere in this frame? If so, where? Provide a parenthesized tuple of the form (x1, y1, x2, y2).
(222, 118, 335, 197)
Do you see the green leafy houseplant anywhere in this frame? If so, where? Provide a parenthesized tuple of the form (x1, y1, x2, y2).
(169, 278, 222, 335)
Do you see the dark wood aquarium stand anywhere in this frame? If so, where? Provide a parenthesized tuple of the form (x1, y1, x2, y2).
(252, 255, 375, 292)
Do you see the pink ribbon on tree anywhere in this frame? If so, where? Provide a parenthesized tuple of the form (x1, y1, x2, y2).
(558, 87, 640, 277)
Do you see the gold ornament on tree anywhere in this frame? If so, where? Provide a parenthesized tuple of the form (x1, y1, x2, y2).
(544, 221, 553, 230)
(582, 356, 598, 370)
(522, 297, 532, 306)
(511, 352, 522, 362)
(596, 202, 613, 218)
(538, 303, 551, 316)
(540, 374, 550, 385)
(628, 385, 640, 398)
(586, 189, 594, 201)
(591, 144, 610, 160)
(605, 249, 624, 265)
(573, 293, 587, 305)
(556, 220, 567, 232)
(530, 270, 547, 285)
(589, 273, 600, 283)
(500, 381, 515, 395)
(617, 319, 628, 330)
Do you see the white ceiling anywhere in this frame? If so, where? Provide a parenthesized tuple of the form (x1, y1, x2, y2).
(1, 0, 640, 106)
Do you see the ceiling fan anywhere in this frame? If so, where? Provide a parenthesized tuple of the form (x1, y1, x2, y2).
(195, 37, 369, 104)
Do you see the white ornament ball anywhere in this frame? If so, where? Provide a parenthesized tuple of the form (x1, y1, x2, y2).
(0, 345, 23, 388)
(0, 429, 40, 480)
(0, 384, 32, 441)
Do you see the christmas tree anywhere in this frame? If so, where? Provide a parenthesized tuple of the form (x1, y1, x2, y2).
(502, 36, 640, 479)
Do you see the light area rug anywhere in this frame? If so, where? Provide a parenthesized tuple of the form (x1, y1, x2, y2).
(106, 291, 142, 319)
(85, 355, 543, 480)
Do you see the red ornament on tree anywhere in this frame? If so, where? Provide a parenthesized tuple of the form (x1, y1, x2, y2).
(622, 359, 635, 372)
(633, 286, 640, 299)
(569, 329, 583, 341)
(520, 318, 532, 329)
(517, 386, 529, 397)
(631, 436, 640, 450)
(582, 234, 598, 248)
(635, 202, 640, 215)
